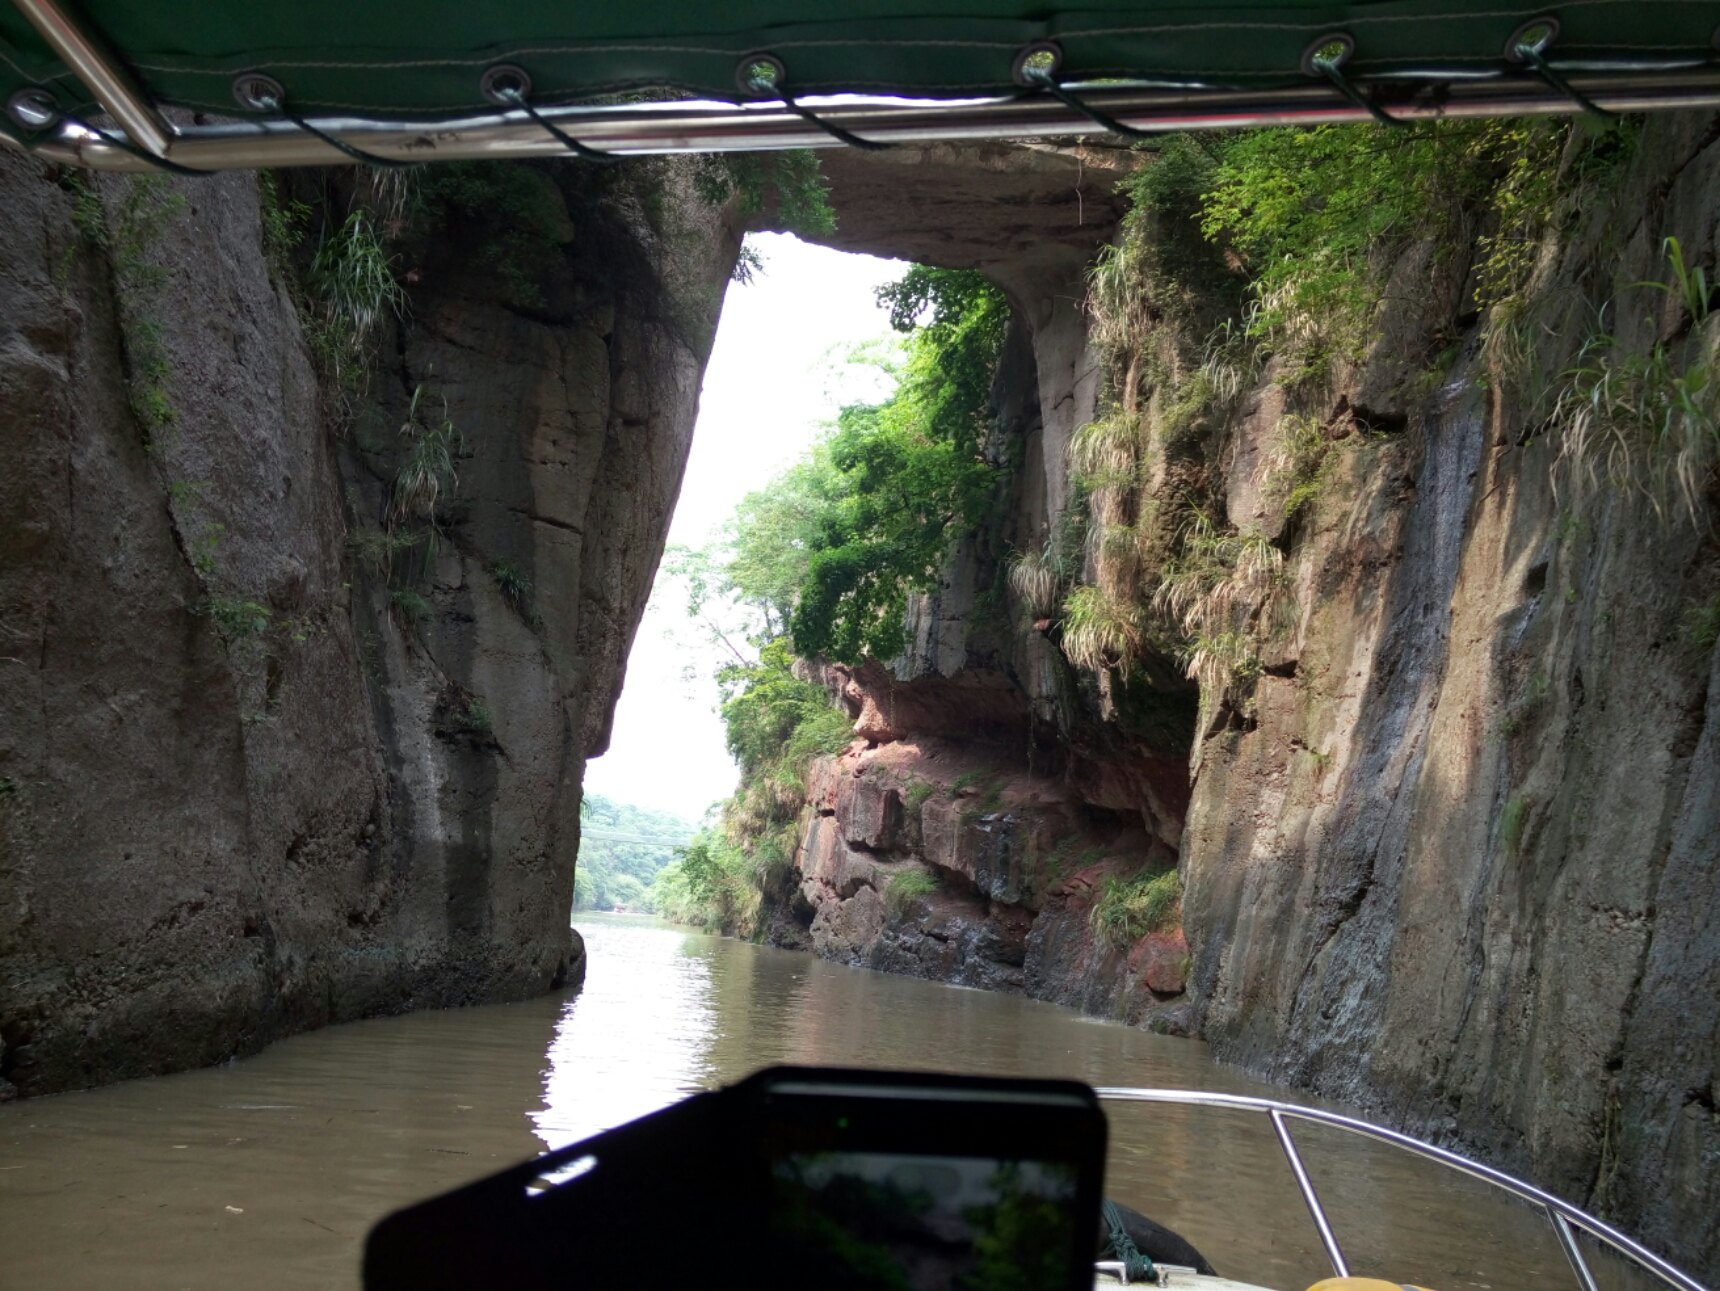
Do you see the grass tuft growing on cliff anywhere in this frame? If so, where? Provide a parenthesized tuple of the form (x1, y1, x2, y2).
(391, 387, 462, 526)
(489, 559, 542, 628)
(1547, 243, 1719, 529)
(1682, 594, 1720, 655)
(902, 779, 936, 813)
(390, 587, 432, 630)
(258, 172, 310, 287)
(67, 176, 188, 443)
(1090, 869, 1182, 949)
(1500, 793, 1532, 859)
(1266, 414, 1333, 523)
(198, 596, 272, 644)
(308, 209, 406, 387)
(1007, 541, 1066, 618)
(1149, 512, 1290, 709)
(1059, 585, 1145, 675)
(885, 868, 939, 917)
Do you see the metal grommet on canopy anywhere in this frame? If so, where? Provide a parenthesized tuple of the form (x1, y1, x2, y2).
(1011, 42, 1063, 88)
(480, 60, 613, 162)
(735, 50, 887, 150)
(1504, 16, 1560, 63)
(1299, 32, 1356, 79)
(7, 86, 59, 130)
(1301, 31, 1401, 126)
(737, 53, 787, 98)
(490, 80, 615, 162)
(232, 72, 285, 114)
(1015, 41, 1157, 139)
(232, 72, 416, 166)
(1505, 15, 1610, 117)
(480, 63, 532, 107)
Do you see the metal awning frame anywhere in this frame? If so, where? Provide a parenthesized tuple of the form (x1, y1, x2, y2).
(5, 0, 1720, 173)
(13, 69, 1720, 174)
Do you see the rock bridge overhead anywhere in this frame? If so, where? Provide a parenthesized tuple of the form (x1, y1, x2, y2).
(782, 141, 1136, 533)
(800, 142, 1133, 301)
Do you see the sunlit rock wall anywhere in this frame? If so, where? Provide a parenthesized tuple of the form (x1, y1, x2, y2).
(1176, 113, 1720, 1280)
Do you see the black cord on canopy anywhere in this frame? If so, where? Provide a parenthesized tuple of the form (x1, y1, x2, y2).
(1018, 64, 1157, 140)
(741, 66, 890, 151)
(64, 115, 213, 175)
(495, 87, 616, 163)
(251, 91, 416, 168)
(1516, 44, 1613, 118)
(1309, 57, 1403, 126)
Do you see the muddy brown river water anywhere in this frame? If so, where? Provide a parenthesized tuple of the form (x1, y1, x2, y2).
(0, 915, 1656, 1289)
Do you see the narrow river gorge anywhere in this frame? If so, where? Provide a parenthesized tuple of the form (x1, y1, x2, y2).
(1, 915, 1605, 1291)
(3, 97, 1717, 1291)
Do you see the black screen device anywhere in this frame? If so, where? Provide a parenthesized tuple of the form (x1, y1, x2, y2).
(363, 1066, 1107, 1291)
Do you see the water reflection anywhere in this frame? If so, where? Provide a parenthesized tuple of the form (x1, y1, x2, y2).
(533, 917, 717, 1148)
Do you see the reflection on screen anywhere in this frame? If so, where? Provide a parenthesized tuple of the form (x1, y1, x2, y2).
(768, 1152, 1078, 1291)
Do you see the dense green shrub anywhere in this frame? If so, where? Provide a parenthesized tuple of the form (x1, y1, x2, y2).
(720, 639, 852, 776)
(415, 162, 574, 308)
(885, 868, 939, 916)
(695, 150, 836, 237)
(788, 269, 1008, 660)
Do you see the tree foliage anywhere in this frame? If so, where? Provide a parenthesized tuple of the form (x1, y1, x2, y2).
(649, 266, 1011, 930)
(719, 638, 852, 776)
(694, 150, 835, 237)
(1195, 118, 1638, 356)
(670, 265, 1009, 665)
(573, 792, 698, 911)
(787, 268, 1008, 660)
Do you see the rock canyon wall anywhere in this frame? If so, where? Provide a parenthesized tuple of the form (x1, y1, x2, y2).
(0, 154, 737, 1097)
(1, 115, 1715, 1285)
(762, 120, 1718, 1281)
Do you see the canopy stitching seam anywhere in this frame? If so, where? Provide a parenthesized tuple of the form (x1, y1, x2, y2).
(129, 44, 1713, 87)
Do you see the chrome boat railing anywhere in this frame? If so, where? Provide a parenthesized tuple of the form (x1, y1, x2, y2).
(1097, 1088, 1709, 1291)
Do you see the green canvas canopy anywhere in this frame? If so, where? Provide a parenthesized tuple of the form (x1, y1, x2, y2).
(2, 0, 1718, 170)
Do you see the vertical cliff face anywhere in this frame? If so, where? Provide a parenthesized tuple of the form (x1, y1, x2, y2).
(758, 123, 1717, 1280)
(1179, 113, 1720, 1276)
(0, 152, 736, 1098)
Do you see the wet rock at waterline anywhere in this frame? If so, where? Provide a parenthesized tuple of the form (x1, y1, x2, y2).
(767, 735, 1192, 1028)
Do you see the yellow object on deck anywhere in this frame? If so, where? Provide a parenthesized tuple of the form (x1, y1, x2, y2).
(1306, 1279, 1438, 1291)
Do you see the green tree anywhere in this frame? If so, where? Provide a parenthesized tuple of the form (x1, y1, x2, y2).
(574, 792, 697, 911)
(788, 268, 1009, 660)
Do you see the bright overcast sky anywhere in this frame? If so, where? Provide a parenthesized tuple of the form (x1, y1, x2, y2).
(583, 233, 905, 820)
